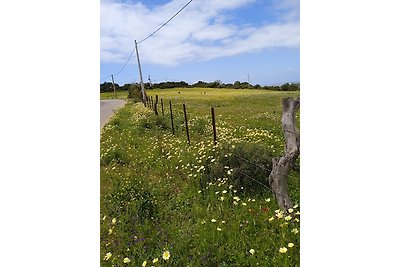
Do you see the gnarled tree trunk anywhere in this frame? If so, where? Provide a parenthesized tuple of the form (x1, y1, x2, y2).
(268, 97, 300, 211)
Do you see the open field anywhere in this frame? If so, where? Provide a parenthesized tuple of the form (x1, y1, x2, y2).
(100, 88, 300, 266)
(100, 90, 129, 100)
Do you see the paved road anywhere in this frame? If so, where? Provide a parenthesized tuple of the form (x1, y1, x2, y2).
(100, 99, 126, 130)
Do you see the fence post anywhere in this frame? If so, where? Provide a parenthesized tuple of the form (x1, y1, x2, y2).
(211, 107, 217, 145)
(169, 100, 175, 135)
(183, 103, 190, 144)
(151, 96, 154, 109)
(161, 99, 165, 116)
(154, 95, 159, 115)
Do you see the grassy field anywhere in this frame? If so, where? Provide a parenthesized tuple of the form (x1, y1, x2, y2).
(100, 90, 129, 100)
(100, 88, 300, 266)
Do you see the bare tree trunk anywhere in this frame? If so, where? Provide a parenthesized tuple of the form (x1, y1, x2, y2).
(268, 97, 300, 211)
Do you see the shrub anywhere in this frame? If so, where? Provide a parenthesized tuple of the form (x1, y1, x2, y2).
(202, 142, 273, 194)
(138, 114, 170, 131)
(128, 84, 142, 101)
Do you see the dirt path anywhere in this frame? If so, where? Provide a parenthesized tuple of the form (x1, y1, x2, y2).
(100, 99, 126, 130)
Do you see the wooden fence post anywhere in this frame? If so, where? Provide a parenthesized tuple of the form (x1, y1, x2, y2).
(169, 100, 175, 135)
(211, 107, 217, 145)
(183, 104, 190, 144)
(154, 95, 159, 115)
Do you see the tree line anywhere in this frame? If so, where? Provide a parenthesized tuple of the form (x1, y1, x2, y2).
(100, 80, 300, 93)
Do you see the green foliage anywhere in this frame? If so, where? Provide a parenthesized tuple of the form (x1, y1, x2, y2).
(280, 83, 300, 91)
(201, 143, 273, 194)
(138, 114, 170, 131)
(128, 83, 142, 101)
(100, 89, 300, 266)
(100, 82, 119, 93)
(101, 80, 301, 93)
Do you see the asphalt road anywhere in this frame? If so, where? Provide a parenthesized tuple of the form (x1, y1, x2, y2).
(100, 99, 126, 130)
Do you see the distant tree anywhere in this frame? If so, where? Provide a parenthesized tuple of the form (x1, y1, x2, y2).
(100, 82, 113, 93)
(100, 82, 121, 93)
(280, 83, 300, 91)
(240, 82, 251, 89)
(192, 81, 208, 88)
(233, 81, 241, 89)
(120, 83, 131, 91)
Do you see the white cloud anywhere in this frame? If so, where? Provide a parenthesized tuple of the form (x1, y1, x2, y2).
(100, 0, 299, 66)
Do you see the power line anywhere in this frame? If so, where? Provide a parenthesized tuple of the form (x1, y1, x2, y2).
(113, 46, 136, 76)
(137, 0, 194, 44)
(100, 43, 136, 83)
(100, 0, 194, 84)
(100, 74, 112, 83)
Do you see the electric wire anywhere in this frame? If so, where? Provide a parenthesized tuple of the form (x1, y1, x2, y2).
(137, 0, 194, 44)
(101, 0, 194, 83)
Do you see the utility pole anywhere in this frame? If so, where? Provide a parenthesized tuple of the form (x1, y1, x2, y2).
(111, 74, 117, 99)
(134, 40, 147, 104)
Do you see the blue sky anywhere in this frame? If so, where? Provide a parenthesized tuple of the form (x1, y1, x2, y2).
(100, 0, 299, 86)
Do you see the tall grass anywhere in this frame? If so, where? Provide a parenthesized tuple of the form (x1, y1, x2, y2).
(100, 88, 300, 266)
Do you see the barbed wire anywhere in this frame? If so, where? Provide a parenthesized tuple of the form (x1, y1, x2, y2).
(236, 169, 296, 200)
(230, 154, 299, 180)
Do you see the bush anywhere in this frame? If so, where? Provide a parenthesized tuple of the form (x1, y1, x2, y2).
(128, 84, 142, 102)
(201, 143, 273, 194)
(138, 114, 170, 131)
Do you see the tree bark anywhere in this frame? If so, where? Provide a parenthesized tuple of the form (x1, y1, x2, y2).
(268, 97, 300, 211)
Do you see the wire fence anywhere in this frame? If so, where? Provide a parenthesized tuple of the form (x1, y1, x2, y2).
(141, 94, 300, 188)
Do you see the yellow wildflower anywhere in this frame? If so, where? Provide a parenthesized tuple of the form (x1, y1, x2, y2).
(284, 215, 292, 221)
(288, 243, 294, 248)
(217, 227, 222, 231)
(142, 260, 147, 266)
(112, 218, 117, 224)
(268, 217, 274, 222)
(123, 257, 130, 263)
(288, 208, 293, 213)
(103, 252, 112, 261)
(211, 219, 217, 223)
(162, 251, 170, 260)
(249, 249, 255, 255)
(279, 247, 288, 253)
(153, 258, 159, 263)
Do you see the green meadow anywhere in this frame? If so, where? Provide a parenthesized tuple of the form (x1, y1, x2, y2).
(100, 88, 300, 266)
